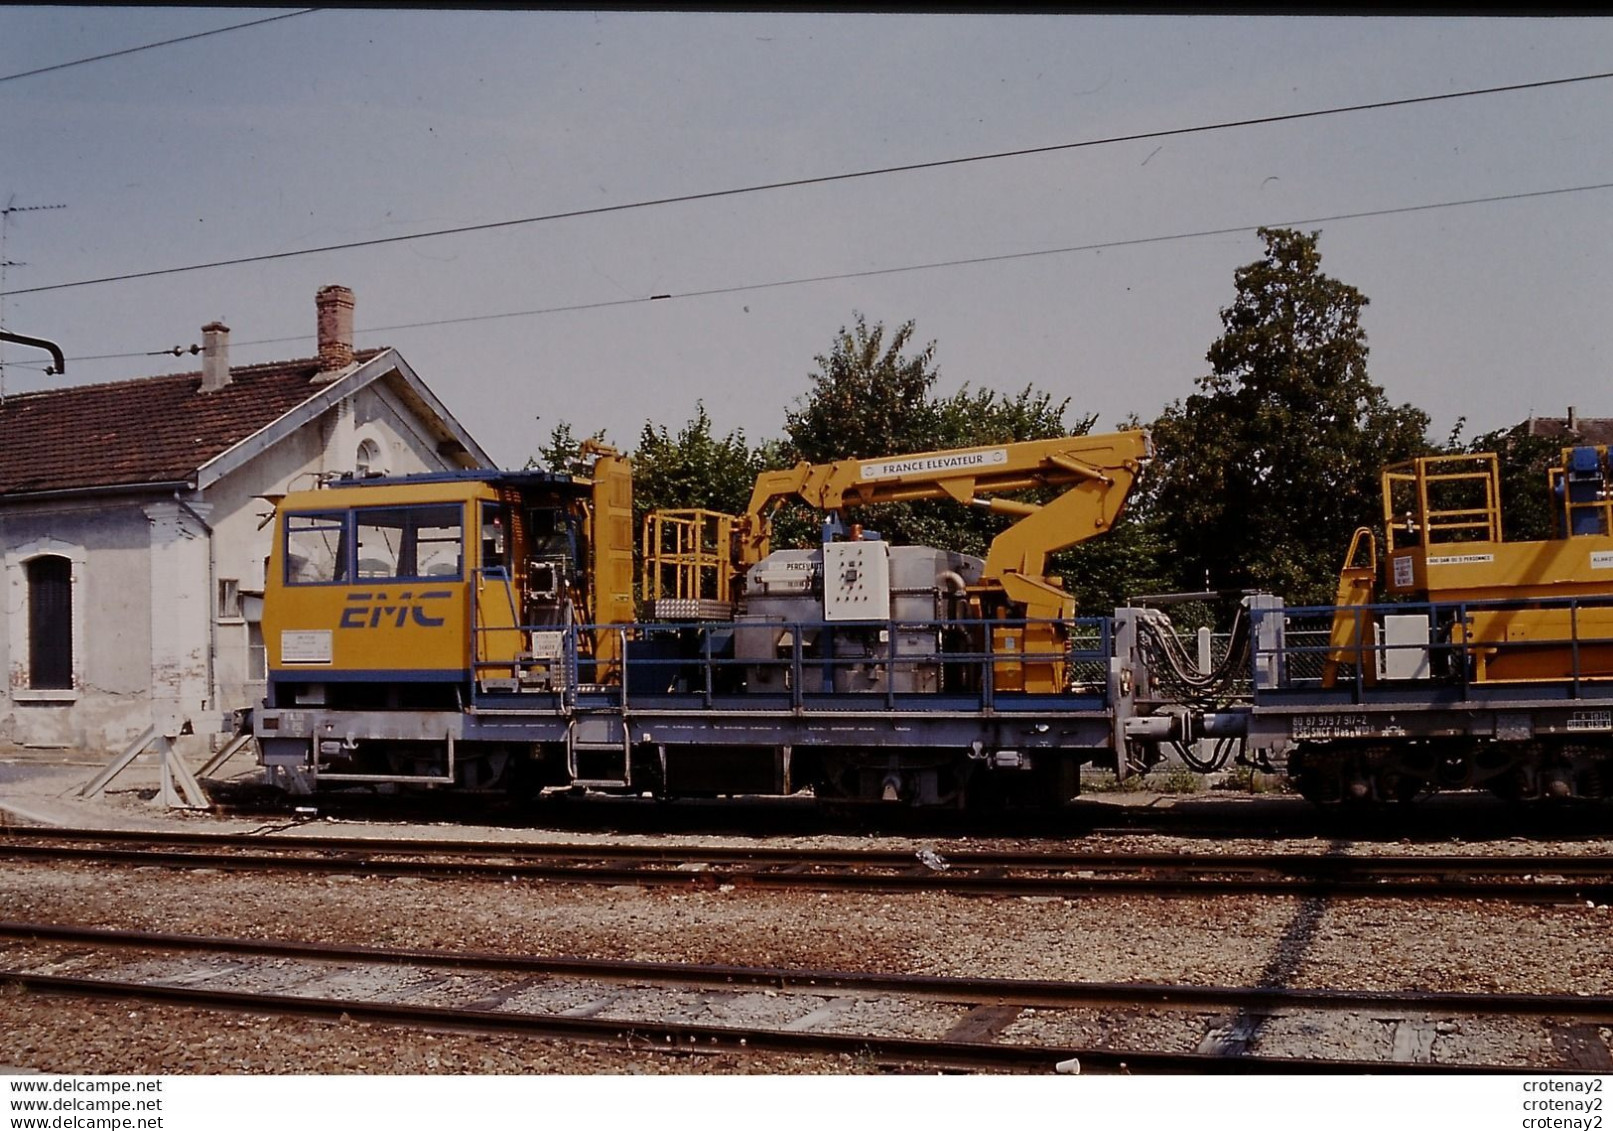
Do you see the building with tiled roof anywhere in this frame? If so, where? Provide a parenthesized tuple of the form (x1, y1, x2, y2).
(1521, 407, 1613, 447)
(0, 286, 492, 752)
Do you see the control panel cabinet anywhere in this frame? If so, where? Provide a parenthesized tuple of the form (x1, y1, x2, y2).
(822, 540, 891, 622)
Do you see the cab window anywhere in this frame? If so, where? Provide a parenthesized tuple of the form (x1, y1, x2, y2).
(481, 501, 507, 575)
(354, 504, 463, 580)
(284, 512, 348, 585)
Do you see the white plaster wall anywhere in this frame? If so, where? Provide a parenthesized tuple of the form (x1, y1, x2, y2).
(0, 369, 486, 749)
(0, 504, 154, 749)
(143, 501, 213, 732)
(352, 381, 463, 478)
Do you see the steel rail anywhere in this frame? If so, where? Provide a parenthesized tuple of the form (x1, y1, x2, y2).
(4, 825, 1612, 876)
(1, 841, 1608, 902)
(0, 968, 1531, 1075)
(3, 920, 1610, 1023)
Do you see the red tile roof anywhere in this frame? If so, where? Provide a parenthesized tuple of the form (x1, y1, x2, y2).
(0, 350, 384, 498)
(1524, 415, 1613, 447)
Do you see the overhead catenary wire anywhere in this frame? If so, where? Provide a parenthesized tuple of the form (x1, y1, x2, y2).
(7, 177, 1612, 375)
(0, 10, 321, 85)
(5, 66, 1613, 298)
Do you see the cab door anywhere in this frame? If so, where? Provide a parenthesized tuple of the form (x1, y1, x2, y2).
(472, 497, 525, 688)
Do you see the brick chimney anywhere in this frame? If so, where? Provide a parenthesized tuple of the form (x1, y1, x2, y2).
(314, 284, 355, 380)
(199, 321, 231, 392)
(1569, 405, 1580, 432)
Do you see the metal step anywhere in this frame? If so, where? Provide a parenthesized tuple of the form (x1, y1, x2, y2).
(568, 715, 630, 788)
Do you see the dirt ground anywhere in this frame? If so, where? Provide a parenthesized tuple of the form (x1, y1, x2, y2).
(1, 744, 1610, 1074)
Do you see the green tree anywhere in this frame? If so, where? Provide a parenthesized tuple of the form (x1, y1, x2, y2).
(525, 420, 608, 474)
(784, 314, 943, 463)
(933, 383, 1088, 449)
(1059, 515, 1174, 615)
(527, 316, 1161, 614)
(778, 313, 1100, 560)
(1148, 227, 1430, 605)
(1467, 425, 1565, 543)
(632, 402, 769, 520)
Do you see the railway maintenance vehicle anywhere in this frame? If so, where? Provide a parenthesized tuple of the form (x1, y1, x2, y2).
(1230, 445, 1613, 804)
(255, 431, 1161, 807)
(252, 431, 1613, 809)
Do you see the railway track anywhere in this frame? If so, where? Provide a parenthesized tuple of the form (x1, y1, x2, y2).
(0, 921, 1584, 1073)
(3, 826, 1611, 903)
(196, 767, 1613, 836)
(204, 783, 1613, 843)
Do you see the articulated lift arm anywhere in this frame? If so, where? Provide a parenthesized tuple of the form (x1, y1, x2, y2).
(732, 430, 1151, 695)
(739, 430, 1154, 589)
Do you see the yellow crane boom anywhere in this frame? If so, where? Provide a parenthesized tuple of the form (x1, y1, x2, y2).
(722, 430, 1152, 693)
(739, 429, 1153, 585)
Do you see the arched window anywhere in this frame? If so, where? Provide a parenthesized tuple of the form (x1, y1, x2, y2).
(355, 437, 385, 477)
(26, 555, 73, 690)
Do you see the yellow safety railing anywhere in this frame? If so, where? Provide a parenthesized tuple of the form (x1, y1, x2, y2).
(641, 508, 738, 620)
(1381, 453, 1501, 552)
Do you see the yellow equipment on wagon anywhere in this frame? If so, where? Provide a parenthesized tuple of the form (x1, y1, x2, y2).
(1326, 445, 1613, 685)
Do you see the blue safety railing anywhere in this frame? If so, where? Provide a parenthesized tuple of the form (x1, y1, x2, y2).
(1250, 593, 1613, 703)
(465, 570, 1110, 714)
(596, 615, 1111, 710)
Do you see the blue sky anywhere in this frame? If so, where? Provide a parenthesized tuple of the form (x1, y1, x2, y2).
(2, 9, 1611, 466)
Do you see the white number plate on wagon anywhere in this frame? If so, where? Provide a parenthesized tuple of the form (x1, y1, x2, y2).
(1290, 714, 1372, 740)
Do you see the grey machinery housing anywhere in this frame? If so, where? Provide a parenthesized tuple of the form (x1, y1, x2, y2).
(735, 540, 987, 694)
